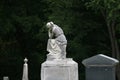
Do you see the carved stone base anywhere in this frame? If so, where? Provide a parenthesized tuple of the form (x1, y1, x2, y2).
(41, 58, 78, 80)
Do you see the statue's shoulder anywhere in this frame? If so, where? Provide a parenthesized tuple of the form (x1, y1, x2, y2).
(52, 25, 58, 32)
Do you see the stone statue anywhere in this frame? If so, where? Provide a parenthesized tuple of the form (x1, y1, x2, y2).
(41, 22, 78, 80)
(46, 21, 67, 60)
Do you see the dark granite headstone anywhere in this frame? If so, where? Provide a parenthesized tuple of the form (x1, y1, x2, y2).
(82, 54, 119, 80)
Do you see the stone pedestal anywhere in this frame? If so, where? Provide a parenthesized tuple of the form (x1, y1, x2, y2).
(41, 58, 78, 80)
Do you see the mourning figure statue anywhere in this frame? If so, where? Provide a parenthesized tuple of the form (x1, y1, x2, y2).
(46, 21, 67, 60)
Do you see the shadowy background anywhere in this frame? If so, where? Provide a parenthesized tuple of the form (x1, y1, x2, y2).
(0, 0, 120, 80)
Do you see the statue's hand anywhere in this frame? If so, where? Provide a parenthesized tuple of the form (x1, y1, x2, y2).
(56, 41, 61, 45)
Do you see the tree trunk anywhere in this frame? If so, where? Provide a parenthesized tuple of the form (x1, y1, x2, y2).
(107, 21, 120, 80)
(111, 21, 120, 59)
(112, 24, 120, 80)
(116, 65, 120, 80)
(107, 22, 115, 57)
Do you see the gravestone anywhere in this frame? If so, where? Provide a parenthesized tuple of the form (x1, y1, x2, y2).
(82, 54, 119, 80)
(41, 22, 78, 80)
(3, 77, 9, 80)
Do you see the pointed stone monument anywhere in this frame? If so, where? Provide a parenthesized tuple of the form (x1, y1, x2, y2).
(41, 22, 78, 80)
(22, 58, 28, 80)
(3, 77, 9, 80)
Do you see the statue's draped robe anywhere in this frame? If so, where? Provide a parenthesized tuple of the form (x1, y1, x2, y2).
(47, 39, 62, 59)
(47, 24, 67, 60)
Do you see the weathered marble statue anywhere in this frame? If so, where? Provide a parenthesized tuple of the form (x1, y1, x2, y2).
(41, 21, 78, 80)
(46, 21, 67, 60)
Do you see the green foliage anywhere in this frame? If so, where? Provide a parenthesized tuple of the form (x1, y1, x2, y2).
(84, 0, 120, 56)
(0, 0, 49, 80)
(85, 0, 120, 22)
(0, 0, 120, 80)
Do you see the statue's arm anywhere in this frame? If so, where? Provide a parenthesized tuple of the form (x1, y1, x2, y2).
(56, 39, 67, 46)
(60, 40, 67, 45)
(48, 29, 53, 39)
